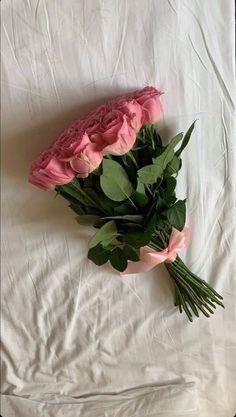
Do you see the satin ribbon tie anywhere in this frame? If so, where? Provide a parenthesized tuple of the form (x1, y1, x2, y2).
(122, 227, 190, 275)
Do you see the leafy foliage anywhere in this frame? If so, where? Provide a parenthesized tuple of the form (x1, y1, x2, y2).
(175, 121, 196, 157)
(109, 248, 128, 272)
(165, 199, 186, 231)
(55, 120, 224, 321)
(57, 123, 196, 271)
(137, 133, 183, 184)
(88, 244, 110, 265)
(88, 220, 117, 248)
(100, 159, 134, 201)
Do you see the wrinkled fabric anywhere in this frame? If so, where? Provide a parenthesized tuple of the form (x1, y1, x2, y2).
(1, 1, 236, 417)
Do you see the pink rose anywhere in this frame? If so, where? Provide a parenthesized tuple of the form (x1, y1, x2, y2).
(92, 109, 136, 156)
(89, 103, 111, 119)
(52, 122, 103, 178)
(111, 97, 142, 132)
(70, 143, 103, 178)
(76, 104, 112, 150)
(131, 86, 163, 125)
(80, 103, 110, 135)
(79, 115, 101, 135)
(29, 148, 75, 191)
(53, 123, 91, 161)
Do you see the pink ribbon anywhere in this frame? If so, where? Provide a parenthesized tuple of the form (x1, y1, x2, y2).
(121, 227, 190, 275)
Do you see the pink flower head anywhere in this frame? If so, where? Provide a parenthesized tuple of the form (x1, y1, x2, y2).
(53, 122, 91, 161)
(131, 86, 163, 125)
(111, 97, 142, 132)
(79, 115, 101, 135)
(93, 109, 136, 156)
(52, 122, 104, 178)
(29, 86, 164, 192)
(80, 103, 111, 135)
(70, 143, 103, 178)
(90, 103, 111, 119)
(29, 148, 75, 191)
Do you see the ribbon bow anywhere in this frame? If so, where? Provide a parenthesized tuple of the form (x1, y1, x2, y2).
(122, 227, 190, 275)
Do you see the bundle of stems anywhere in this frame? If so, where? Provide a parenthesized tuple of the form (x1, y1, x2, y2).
(149, 232, 224, 321)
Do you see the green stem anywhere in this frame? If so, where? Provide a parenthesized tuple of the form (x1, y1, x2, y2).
(126, 151, 139, 169)
(173, 261, 223, 304)
(148, 235, 224, 321)
(176, 257, 223, 300)
(166, 265, 211, 317)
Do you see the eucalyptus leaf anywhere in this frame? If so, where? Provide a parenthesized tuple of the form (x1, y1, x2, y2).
(101, 237, 116, 247)
(76, 215, 101, 226)
(123, 229, 153, 248)
(121, 223, 144, 231)
(69, 203, 86, 215)
(165, 155, 181, 176)
(88, 220, 117, 249)
(142, 124, 162, 150)
(165, 177, 177, 197)
(123, 245, 139, 262)
(136, 180, 145, 194)
(84, 188, 115, 215)
(88, 244, 110, 266)
(176, 121, 196, 157)
(132, 191, 149, 208)
(59, 184, 88, 206)
(165, 199, 186, 231)
(100, 159, 134, 202)
(138, 164, 163, 185)
(152, 133, 183, 168)
(60, 180, 99, 209)
(109, 248, 128, 272)
(114, 203, 135, 216)
(166, 196, 177, 205)
(102, 215, 143, 223)
(138, 133, 183, 185)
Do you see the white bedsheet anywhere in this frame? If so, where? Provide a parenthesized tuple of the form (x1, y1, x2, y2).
(1, 1, 236, 416)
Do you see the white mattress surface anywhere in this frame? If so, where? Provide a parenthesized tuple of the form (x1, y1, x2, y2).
(1, 1, 236, 416)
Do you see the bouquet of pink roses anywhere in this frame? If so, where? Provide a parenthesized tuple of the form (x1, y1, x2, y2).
(29, 87, 223, 321)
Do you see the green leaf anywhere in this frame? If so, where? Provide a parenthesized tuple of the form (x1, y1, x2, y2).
(138, 134, 183, 185)
(166, 196, 177, 205)
(165, 155, 181, 176)
(102, 215, 143, 223)
(176, 121, 196, 157)
(121, 223, 144, 232)
(132, 191, 149, 208)
(141, 124, 162, 149)
(138, 164, 163, 185)
(76, 215, 101, 226)
(88, 244, 110, 266)
(123, 245, 139, 262)
(152, 133, 183, 168)
(59, 184, 88, 206)
(60, 180, 99, 209)
(114, 203, 135, 215)
(165, 177, 177, 196)
(88, 220, 117, 248)
(123, 229, 153, 248)
(165, 200, 186, 231)
(84, 188, 115, 215)
(109, 248, 128, 272)
(69, 203, 86, 215)
(100, 237, 115, 247)
(133, 181, 149, 207)
(136, 180, 145, 194)
(100, 159, 134, 202)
